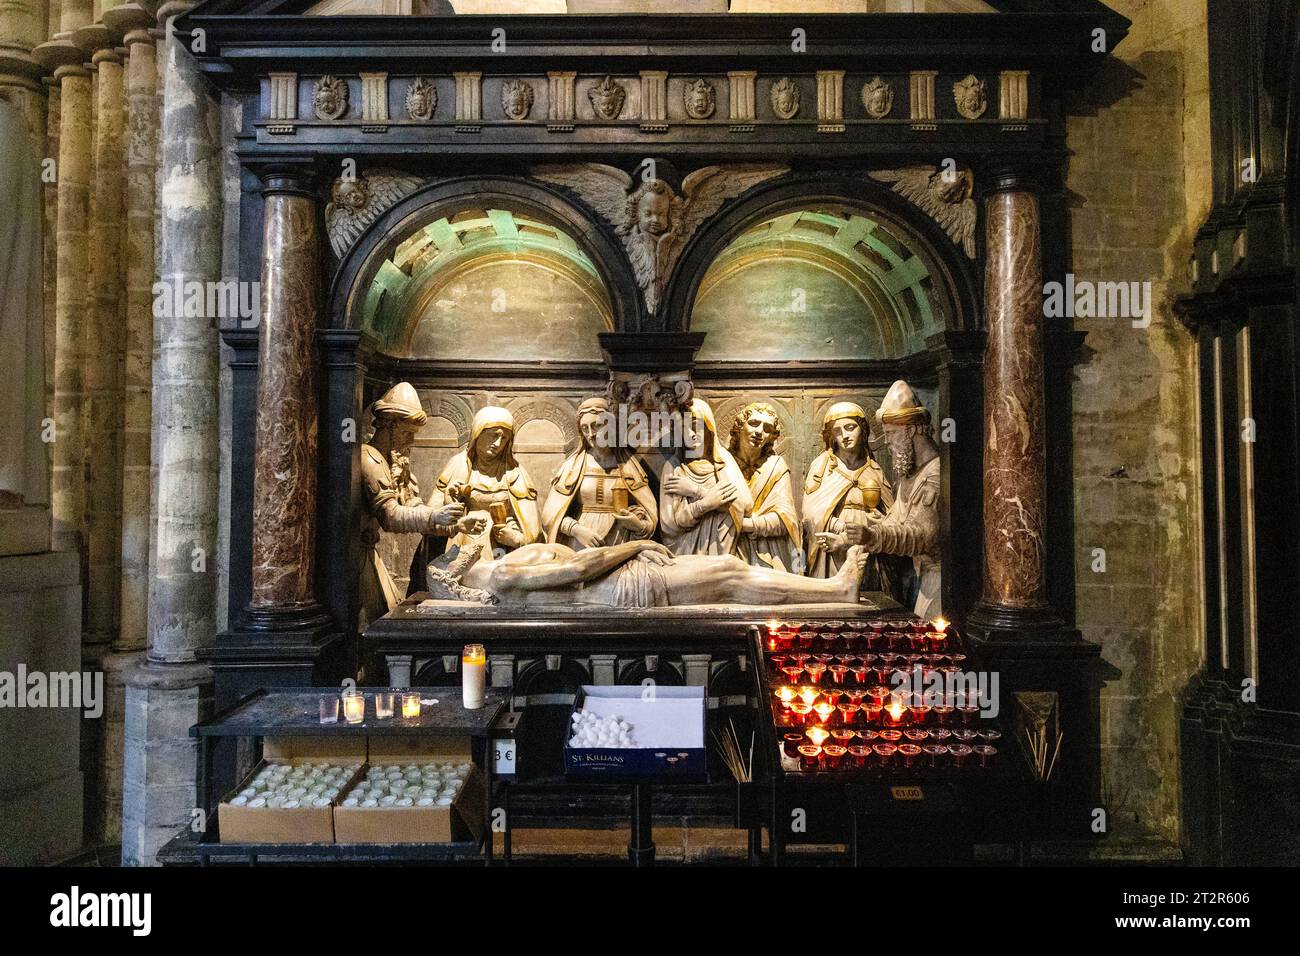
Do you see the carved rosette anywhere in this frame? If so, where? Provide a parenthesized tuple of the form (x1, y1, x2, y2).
(313, 75, 349, 121)
(501, 79, 535, 120)
(683, 78, 716, 119)
(770, 77, 800, 120)
(862, 76, 894, 119)
(405, 77, 436, 121)
(953, 74, 988, 120)
(588, 75, 626, 120)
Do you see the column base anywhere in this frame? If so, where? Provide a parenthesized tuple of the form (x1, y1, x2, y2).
(237, 600, 334, 633)
(121, 659, 213, 867)
(964, 600, 1066, 642)
(95, 650, 146, 845)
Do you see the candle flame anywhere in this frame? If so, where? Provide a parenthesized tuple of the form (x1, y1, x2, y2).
(932, 617, 949, 633)
(777, 686, 795, 702)
(887, 699, 905, 719)
(798, 686, 819, 706)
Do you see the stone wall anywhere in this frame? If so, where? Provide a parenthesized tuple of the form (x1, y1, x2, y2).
(1065, 0, 1209, 848)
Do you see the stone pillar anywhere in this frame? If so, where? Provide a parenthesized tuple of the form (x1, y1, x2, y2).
(98, 6, 156, 848)
(122, 2, 220, 866)
(241, 169, 329, 631)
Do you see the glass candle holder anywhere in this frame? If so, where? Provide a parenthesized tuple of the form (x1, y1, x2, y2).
(948, 743, 973, 769)
(790, 652, 812, 666)
(904, 729, 929, 745)
(805, 726, 830, 748)
(973, 744, 998, 768)
(862, 702, 883, 724)
(926, 631, 948, 653)
(848, 744, 871, 769)
(774, 686, 796, 714)
(873, 742, 898, 767)
(837, 702, 860, 725)
(831, 728, 856, 749)
(462, 643, 487, 709)
(782, 665, 805, 685)
(928, 727, 952, 744)
(978, 729, 1003, 744)
(856, 729, 879, 744)
(909, 705, 931, 726)
(822, 744, 847, 771)
(783, 733, 806, 758)
(375, 692, 395, 720)
(841, 631, 862, 652)
(845, 689, 866, 706)
(790, 701, 814, 726)
(850, 665, 870, 686)
(920, 743, 951, 764)
(867, 685, 890, 708)
(822, 689, 843, 708)
(797, 744, 822, 772)
(768, 654, 789, 672)
(898, 744, 923, 768)
(952, 729, 979, 744)
(932, 706, 955, 726)
(319, 697, 339, 724)
(401, 692, 422, 719)
(908, 632, 929, 652)
(798, 685, 819, 707)
(818, 633, 839, 654)
(828, 664, 849, 686)
(813, 702, 835, 726)
(957, 705, 980, 726)
(342, 689, 365, 725)
(877, 729, 903, 744)
(883, 699, 908, 727)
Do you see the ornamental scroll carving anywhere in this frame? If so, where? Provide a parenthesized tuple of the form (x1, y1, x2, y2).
(868, 166, 977, 259)
(531, 161, 788, 314)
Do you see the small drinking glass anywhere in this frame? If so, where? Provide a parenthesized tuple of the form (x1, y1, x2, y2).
(319, 696, 339, 724)
(375, 692, 395, 720)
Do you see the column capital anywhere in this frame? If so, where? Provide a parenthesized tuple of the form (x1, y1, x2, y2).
(257, 162, 320, 200)
(975, 161, 1044, 198)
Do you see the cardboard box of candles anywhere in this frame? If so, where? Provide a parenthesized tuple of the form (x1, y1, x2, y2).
(564, 685, 706, 777)
(218, 736, 368, 844)
(332, 737, 484, 845)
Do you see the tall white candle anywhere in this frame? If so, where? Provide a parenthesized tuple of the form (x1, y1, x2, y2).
(462, 644, 486, 709)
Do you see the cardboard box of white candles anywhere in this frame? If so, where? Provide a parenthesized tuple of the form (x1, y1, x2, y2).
(218, 737, 368, 844)
(333, 737, 484, 845)
(564, 686, 706, 777)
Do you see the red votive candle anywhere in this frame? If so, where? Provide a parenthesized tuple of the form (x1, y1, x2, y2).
(790, 701, 813, 726)
(782, 665, 804, 685)
(848, 744, 871, 769)
(822, 688, 843, 707)
(884, 698, 908, 727)
(898, 744, 923, 768)
(850, 665, 870, 686)
(822, 744, 847, 771)
(813, 702, 835, 726)
(842, 631, 862, 652)
(805, 725, 830, 748)
(797, 686, 819, 707)
(805, 662, 827, 685)
(797, 744, 822, 771)
(904, 729, 929, 745)
(867, 685, 890, 708)
(873, 743, 898, 767)
(831, 728, 856, 749)
(910, 705, 930, 726)
(783, 732, 806, 758)
(837, 702, 860, 726)
(774, 686, 796, 714)
(828, 664, 849, 686)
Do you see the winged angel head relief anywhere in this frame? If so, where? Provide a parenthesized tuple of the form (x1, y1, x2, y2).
(531, 161, 788, 315)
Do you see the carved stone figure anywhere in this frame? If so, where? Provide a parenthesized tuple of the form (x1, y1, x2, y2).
(541, 397, 657, 550)
(869, 166, 977, 259)
(953, 74, 988, 119)
(501, 79, 535, 120)
(862, 76, 894, 118)
(588, 75, 626, 120)
(727, 402, 802, 573)
(358, 383, 485, 629)
(605, 370, 694, 416)
(324, 169, 425, 258)
(531, 161, 788, 313)
(427, 540, 871, 609)
(405, 77, 436, 121)
(804, 402, 895, 589)
(660, 399, 754, 557)
(770, 77, 800, 119)
(844, 380, 943, 618)
(314, 74, 349, 120)
(683, 78, 716, 119)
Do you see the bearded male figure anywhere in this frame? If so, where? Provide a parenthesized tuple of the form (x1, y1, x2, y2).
(358, 383, 485, 629)
(728, 402, 802, 572)
(844, 380, 943, 618)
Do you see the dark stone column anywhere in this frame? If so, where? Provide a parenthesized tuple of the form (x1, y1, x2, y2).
(241, 169, 330, 631)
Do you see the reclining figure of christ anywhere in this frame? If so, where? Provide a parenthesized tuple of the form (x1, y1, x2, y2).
(426, 538, 869, 609)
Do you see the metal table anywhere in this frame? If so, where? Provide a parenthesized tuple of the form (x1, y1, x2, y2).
(180, 686, 508, 866)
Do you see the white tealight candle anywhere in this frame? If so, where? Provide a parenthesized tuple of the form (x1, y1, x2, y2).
(462, 644, 486, 709)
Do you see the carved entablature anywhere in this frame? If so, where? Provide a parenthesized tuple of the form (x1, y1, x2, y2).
(252, 69, 1038, 142)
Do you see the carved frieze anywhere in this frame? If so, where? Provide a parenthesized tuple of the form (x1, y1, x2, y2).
(869, 165, 977, 259)
(531, 160, 789, 314)
(313, 74, 349, 120)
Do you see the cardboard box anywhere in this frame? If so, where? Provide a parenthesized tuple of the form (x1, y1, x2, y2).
(332, 737, 485, 845)
(218, 737, 367, 844)
(565, 686, 706, 777)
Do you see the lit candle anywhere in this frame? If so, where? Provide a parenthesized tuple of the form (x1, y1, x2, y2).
(814, 701, 835, 725)
(462, 644, 486, 709)
(797, 686, 819, 707)
(884, 697, 907, 727)
(931, 616, 949, 634)
(342, 689, 365, 725)
(401, 692, 421, 719)
(790, 701, 814, 726)
(806, 726, 830, 748)
(775, 686, 796, 713)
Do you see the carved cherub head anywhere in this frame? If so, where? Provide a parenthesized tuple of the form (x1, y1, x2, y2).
(405, 77, 435, 121)
(770, 77, 800, 119)
(501, 79, 534, 120)
(862, 76, 893, 118)
(588, 75, 626, 120)
(331, 177, 369, 212)
(627, 179, 678, 236)
(953, 75, 988, 119)
(314, 75, 348, 121)
(683, 78, 716, 120)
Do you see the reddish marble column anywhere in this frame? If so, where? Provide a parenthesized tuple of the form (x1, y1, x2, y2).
(970, 174, 1060, 635)
(245, 172, 329, 629)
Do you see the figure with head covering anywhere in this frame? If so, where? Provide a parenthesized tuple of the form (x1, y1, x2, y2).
(804, 400, 894, 584)
(425, 405, 541, 559)
(541, 397, 657, 551)
(358, 382, 486, 628)
(726, 402, 802, 572)
(659, 398, 754, 556)
(844, 380, 943, 617)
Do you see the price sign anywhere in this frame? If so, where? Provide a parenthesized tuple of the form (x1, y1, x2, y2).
(493, 738, 517, 775)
